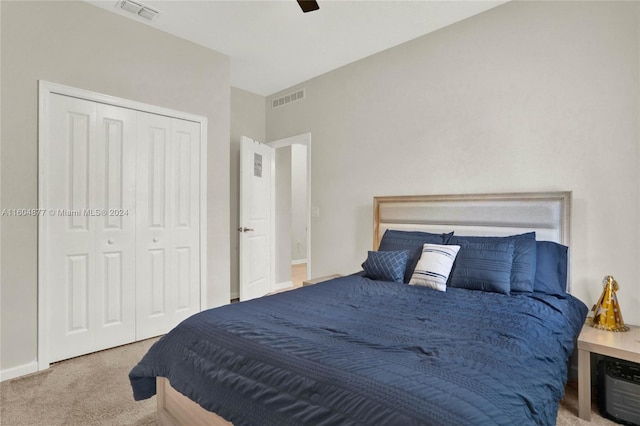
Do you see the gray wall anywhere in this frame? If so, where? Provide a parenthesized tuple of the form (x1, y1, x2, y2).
(291, 144, 308, 263)
(266, 1, 640, 325)
(230, 87, 266, 299)
(272, 144, 309, 285)
(275, 146, 293, 284)
(1, 1, 231, 371)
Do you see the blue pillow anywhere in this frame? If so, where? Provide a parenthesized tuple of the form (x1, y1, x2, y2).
(379, 230, 454, 283)
(450, 232, 536, 293)
(449, 240, 515, 294)
(533, 241, 568, 297)
(362, 250, 410, 283)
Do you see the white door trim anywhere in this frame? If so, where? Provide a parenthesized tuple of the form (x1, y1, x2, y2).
(267, 133, 312, 281)
(37, 80, 208, 371)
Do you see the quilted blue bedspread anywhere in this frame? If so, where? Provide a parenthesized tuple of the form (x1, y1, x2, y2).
(130, 275, 587, 426)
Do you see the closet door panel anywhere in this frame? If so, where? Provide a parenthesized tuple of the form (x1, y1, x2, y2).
(47, 94, 98, 362)
(136, 114, 201, 339)
(170, 118, 201, 323)
(136, 112, 173, 339)
(47, 96, 139, 362)
(94, 103, 137, 350)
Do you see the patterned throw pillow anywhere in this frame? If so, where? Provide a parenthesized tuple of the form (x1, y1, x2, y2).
(409, 244, 461, 291)
(362, 250, 410, 283)
(378, 230, 454, 283)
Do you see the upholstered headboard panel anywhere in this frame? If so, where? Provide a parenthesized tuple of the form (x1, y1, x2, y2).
(373, 192, 571, 247)
(373, 192, 572, 289)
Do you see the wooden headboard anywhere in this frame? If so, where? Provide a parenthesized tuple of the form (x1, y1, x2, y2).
(373, 192, 572, 289)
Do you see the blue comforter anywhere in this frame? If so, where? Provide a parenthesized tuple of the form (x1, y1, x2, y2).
(130, 275, 587, 425)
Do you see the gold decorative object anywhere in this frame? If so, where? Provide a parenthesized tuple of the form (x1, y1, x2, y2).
(587, 275, 629, 332)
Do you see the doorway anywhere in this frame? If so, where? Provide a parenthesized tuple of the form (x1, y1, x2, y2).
(269, 133, 311, 291)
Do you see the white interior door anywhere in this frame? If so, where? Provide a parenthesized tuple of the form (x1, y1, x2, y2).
(239, 136, 273, 301)
(47, 95, 137, 362)
(135, 112, 201, 339)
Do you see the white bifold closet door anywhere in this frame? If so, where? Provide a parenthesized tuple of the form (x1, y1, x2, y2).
(48, 95, 137, 362)
(135, 112, 201, 340)
(46, 94, 201, 363)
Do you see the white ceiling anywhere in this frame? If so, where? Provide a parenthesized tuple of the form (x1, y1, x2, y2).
(86, 1, 507, 96)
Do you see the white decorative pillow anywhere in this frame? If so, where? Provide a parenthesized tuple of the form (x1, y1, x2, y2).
(409, 244, 461, 291)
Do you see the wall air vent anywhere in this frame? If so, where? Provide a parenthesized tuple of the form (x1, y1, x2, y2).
(272, 89, 305, 109)
(119, 0, 159, 21)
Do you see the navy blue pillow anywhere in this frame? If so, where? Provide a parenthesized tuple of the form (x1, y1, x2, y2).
(450, 232, 536, 293)
(378, 230, 454, 283)
(533, 241, 568, 297)
(449, 240, 515, 295)
(362, 250, 410, 283)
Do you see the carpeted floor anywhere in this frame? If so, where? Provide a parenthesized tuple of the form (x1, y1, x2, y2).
(557, 383, 616, 426)
(0, 338, 159, 426)
(0, 337, 616, 426)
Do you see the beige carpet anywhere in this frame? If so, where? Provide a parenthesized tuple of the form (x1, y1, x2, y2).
(0, 338, 159, 426)
(558, 383, 616, 426)
(1, 337, 615, 426)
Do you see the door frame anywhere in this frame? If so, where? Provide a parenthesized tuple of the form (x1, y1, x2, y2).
(268, 133, 312, 284)
(37, 81, 208, 371)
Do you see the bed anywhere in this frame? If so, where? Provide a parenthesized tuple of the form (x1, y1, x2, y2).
(130, 192, 588, 425)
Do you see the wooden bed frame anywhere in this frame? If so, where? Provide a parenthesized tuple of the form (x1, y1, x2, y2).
(156, 191, 572, 425)
(157, 377, 231, 425)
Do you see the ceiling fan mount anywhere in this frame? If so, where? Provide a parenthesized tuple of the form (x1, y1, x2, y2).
(297, 0, 319, 13)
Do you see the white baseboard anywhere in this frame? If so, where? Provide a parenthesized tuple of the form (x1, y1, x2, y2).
(291, 259, 307, 266)
(0, 360, 39, 382)
(273, 281, 293, 291)
(230, 291, 239, 300)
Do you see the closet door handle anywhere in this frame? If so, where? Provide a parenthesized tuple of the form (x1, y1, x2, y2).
(153, 237, 159, 243)
(107, 239, 114, 245)
(238, 227, 254, 233)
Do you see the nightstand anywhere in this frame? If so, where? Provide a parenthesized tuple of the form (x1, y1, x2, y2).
(302, 274, 342, 286)
(577, 323, 640, 420)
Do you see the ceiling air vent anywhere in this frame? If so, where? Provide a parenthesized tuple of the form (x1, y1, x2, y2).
(272, 89, 305, 109)
(119, 0, 159, 21)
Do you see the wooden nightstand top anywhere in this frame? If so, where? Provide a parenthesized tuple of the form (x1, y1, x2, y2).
(578, 323, 640, 363)
(303, 274, 342, 286)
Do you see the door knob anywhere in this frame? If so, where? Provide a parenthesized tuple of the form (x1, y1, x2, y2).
(107, 239, 114, 245)
(153, 237, 159, 242)
(238, 227, 254, 232)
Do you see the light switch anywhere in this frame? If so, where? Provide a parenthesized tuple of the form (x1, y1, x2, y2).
(311, 206, 320, 218)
